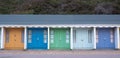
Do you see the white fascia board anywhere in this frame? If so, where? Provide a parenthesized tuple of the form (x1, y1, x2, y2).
(0, 24, 120, 28)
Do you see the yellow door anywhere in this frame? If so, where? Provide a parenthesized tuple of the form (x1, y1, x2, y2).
(5, 28, 24, 50)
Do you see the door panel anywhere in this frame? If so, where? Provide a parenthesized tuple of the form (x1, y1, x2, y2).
(15, 29, 24, 49)
(50, 29, 60, 49)
(96, 28, 115, 49)
(60, 29, 70, 49)
(50, 28, 70, 49)
(73, 28, 93, 49)
(5, 28, 24, 50)
(27, 28, 47, 49)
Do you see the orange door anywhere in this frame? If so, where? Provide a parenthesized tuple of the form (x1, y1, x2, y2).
(5, 28, 24, 50)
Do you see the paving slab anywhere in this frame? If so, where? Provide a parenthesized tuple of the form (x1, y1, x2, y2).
(0, 50, 120, 58)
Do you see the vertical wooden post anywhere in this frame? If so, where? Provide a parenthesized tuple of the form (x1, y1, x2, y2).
(93, 27, 96, 49)
(1, 27, 4, 49)
(70, 27, 73, 49)
(24, 26, 27, 50)
(48, 27, 50, 49)
(116, 27, 119, 49)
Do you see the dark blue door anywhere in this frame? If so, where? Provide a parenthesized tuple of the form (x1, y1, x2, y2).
(96, 28, 115, 49)
(27, 28, 48, 49)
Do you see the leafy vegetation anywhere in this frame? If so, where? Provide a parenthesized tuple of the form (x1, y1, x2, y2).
(0, 0, 120, 14)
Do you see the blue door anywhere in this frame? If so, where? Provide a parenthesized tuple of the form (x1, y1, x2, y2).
(96, 28, 115, 49)
(27, 28, 48, 49)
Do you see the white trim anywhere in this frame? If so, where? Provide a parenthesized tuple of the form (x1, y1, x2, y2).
(3, 25, 25, 28)
(70, 27, 73, 49)
(93, 27, 96, 49)
(48, 27, 50, 49)
(27, 25, 48, 28)
(1, 27, 4, 49)
(114, 28, 117, 49)
(24, 27, 27, 50)
(0, 24, 120, 28)
(0, 28, 1, 49)
(117, 27, 120, 49)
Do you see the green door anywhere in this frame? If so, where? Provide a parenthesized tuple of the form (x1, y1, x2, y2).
(50, 28, 70, 50)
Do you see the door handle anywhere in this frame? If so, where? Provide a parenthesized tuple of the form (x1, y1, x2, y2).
(37, 37, 39, 40)
(104, 39, 106, 41)
(59, 36, 61, 40)
(59, 39, 61, 40)
(103, 38, 106, 41)
(81, 40, 83, 41)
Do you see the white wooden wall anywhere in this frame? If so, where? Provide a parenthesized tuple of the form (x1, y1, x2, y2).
(0, 26, 120, 50)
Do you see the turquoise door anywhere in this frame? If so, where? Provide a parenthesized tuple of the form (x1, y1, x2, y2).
(73, 28, 94, 49)
(27, 28, 48, 49)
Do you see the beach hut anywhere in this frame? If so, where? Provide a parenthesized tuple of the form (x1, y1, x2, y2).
(0, 15, 119, 50)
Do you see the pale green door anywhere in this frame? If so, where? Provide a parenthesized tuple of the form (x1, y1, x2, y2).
(73, 28, 94, 49)
(50, 28, 70, 49)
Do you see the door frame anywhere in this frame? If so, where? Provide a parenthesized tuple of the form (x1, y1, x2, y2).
(0, 27, 2, 49)
(1, 27, 4, 49)
(118, 27, 120, 49)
